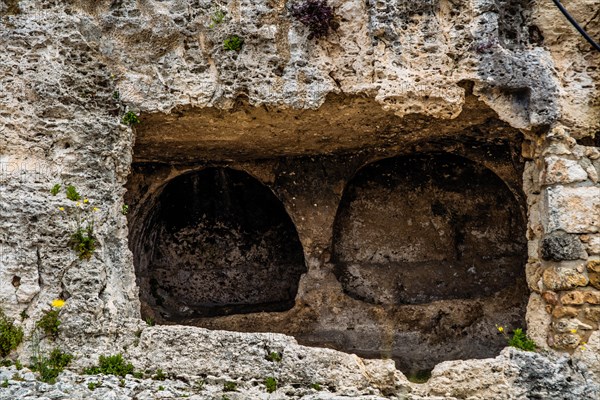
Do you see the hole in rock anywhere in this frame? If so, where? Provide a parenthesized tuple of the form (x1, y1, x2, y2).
(329, 153, 528, 374)
(125, 95, 530, 376)
(131, 167, 307, 320)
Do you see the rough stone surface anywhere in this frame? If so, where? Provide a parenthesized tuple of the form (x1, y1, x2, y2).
(0, 0, 599, 398)
(541, 231, 587, 261)
(543, 186, 600, 234)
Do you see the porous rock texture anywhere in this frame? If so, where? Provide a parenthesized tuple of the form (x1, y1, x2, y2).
(0, 0, 599, 398)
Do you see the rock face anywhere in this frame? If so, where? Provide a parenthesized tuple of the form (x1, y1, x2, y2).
(0, 0, 599, 398)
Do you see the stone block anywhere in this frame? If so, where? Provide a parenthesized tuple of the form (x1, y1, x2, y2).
(552, 306, 578, 318)
(540, 231, 587, 261)
(560, 291, 585, 305)
(589, 272, 600, 290)
(542, 264, 588, 291)
(542, 156, 587, 185)
(544, 186, 600, 233)
(588, 259, 600, 272)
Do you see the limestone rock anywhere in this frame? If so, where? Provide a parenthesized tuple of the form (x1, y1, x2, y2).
(542, 265, 589, 291)
(543, 186, 600, 234)
(543, 156, 588, 185)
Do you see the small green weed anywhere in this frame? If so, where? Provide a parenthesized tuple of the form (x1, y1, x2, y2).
(145, 317, 155, 326)
(264, 376, 277, 393)
(121, 204, 129, 215)
(122, 111, 140, 125)
(69, 225, 96, 260)
(30, 348, 73, 384)
(0, 309, 24, 357)
(209, 9, 225, 28)
(51, 184, 61, 196)
(65, 185, 81, 201)
(266, 351, 282, 362)
(11, 373, 24, 382)
(223, 381, 237, 392)
(406, 370, 431, 384)
(223, 35, 243, 51)
(497, 325, 536, 351)
(36, 309, 60, 340)
(15, 360, 22, 370)
(158, 385, 165, 391)
(84, 354, 135, 377)
(153, 368, 166, 381)
(310, 382, 322, 391)
(1, 379, 7, 388)
(88, 381, 100, 390)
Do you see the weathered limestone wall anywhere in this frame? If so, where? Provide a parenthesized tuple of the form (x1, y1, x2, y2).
(0, 0, 599, 398)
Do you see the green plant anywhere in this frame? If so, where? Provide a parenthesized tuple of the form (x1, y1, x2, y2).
(69, 225, 96, 260)
(65, 185, 81, 201)
(88, 381, 100, 390)
(15, 360, 22, 370)
(223, 381, 237, 392)
(223, 35, 243, 51)
(0, 309, 24, 357)
(264, 377, 277, 393)
(154, 368, 166, 381)
(84, 354, 135, 377)
(122, 111, 140, 125)
(145, 317, 155, 327)
(266, 351, 282, 362)
(221, 396, 230, 400)
(158, 385, 165, 391)
(1, 379, 7, 388)
(121, 204, 129, 215)
(508, 328, 536, 351)
(51, 184, 61, 196)
(30, 348, 73, 384)
(19, 310, 28, 320)
(119, 378, 125, 387)
(36, 309, 61, 340)
(11, 373, 24, 382)
(113, 90, 120, 100)
(310, 383, 321, 391)
(133, 371, 144, 379)
(290, 0, 335, 39)
(209, 9, 225, 28)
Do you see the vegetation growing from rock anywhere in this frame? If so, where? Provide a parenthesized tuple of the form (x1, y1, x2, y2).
(0, 309, 23, 358)
(264, 376, 277, 393)
(84, 354, 135, 377)
(223, 35, 243, 51)
(30, 348, 73, 384)
(122, 111, 140, 125)
(290, 0, 335, 39)
(36, 309, 61, 340)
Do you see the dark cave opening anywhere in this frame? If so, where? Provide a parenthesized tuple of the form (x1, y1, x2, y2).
(133, 167, 307, 321)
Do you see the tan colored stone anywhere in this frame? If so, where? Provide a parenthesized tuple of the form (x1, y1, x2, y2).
(584, 291, 600, 305)
(588, 259, 600, 273)
(584, 306, 600, 322)
(542, 266, 589, 291)
(589, 272, 600, 290)
(526, 262, 543, 292)
(542, 291, 558, 305)
(553, 333, 581, 349)
(552, 306, 579, 318)
(561, 291, 585, 305)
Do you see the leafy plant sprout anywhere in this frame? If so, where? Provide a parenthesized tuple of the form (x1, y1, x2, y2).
(122, 111, 140, 125)
(223, 35, 243, 51)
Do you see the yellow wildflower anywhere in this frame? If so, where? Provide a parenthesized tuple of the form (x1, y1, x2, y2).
(75, 202, 81, 207)
(497, 326, 504, 333)
(570, 329, 577, 334)
(51, 299, 66, 308)
(58, 207, 64, 212)
(83, 199, 89, 203)
(93, 207, 99, 212)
